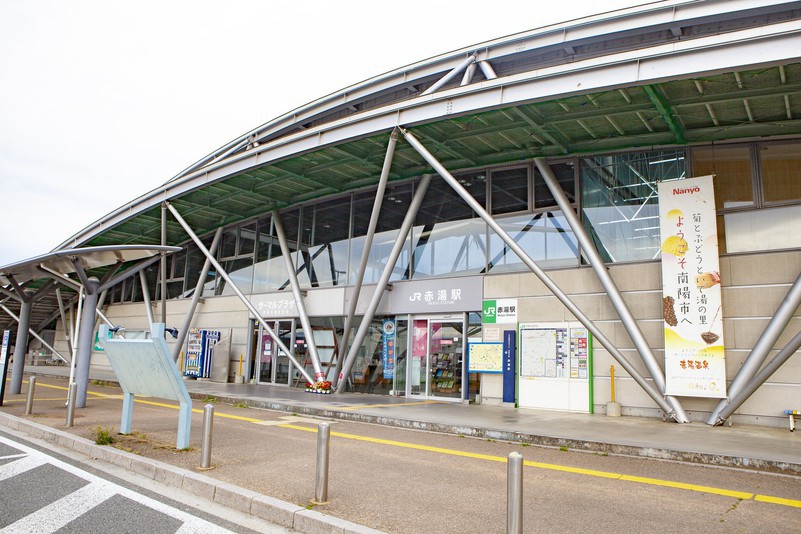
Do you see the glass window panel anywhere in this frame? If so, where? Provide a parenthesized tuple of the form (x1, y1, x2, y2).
(487, 211, 578, 273)
(534, 161, 576, 209)
(171, 251, 186, 280)
(217, 257, 254, 295)
(299, 198, 351, 288)
(724, 204, 801, 253)
(219, 228, 237, 259)
(238, 223, 257, 256)
(491, 168, 528, 215)
(350, 183, 414, 284)
(412, 175, 486, 278)
(252, 211, 299, 293)
(691, 145, 753, 209)
(581, 150, 686, 263)
(760, 142, 801, 203)
(412, 219, 486, 278)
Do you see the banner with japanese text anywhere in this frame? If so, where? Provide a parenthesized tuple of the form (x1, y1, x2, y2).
(658, 175, 726, 398)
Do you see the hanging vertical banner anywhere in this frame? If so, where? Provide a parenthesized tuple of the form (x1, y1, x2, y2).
(0, 330, 10, 406)
(382, 318, 396, 380)
(658, 175, 726, 398)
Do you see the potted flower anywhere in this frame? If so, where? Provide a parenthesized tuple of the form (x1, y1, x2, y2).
(306, 380, 332, 394)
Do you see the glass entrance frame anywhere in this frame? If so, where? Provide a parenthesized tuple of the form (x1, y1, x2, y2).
(407, 314, 468, 401)
(256, 319, 295, 386)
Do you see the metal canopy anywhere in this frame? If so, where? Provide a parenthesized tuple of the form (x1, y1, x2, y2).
(0, 245, 182, 286)
(46, 2, 801, 257)
(0, 245, 181, 334)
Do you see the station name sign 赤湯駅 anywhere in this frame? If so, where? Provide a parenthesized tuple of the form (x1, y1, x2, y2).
(374, 276, 483, 315)
(658, 175, 726, 398)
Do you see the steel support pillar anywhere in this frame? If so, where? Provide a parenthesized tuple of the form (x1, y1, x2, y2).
(335, 129, 398, 386)
(172, 227, 223, 362)
(161, 203, 168, 327)
(714, 329, 801, 425)
(166, 202, 315, 385)
(272, 209, 325, 381)
(9, 295, 32, 394)
(75, 278, 100, 408)
(401, 128, 677, 418)
(336, 174, 432, 393)
(421, 55, 476, 96)
(708, 269, 801, 424)
(139, 270, 155, 328)
(535, 158, 688, 422)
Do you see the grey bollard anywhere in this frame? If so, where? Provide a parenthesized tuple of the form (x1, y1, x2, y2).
(24, 376, 36, 415)
(507, 451, 523, 534)
(200, 403, 214, 468)
(313, 422, 331, 504)
(66, 382, 77, 427)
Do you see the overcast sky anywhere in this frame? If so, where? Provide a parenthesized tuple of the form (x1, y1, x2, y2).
(0, 0, 651, 266)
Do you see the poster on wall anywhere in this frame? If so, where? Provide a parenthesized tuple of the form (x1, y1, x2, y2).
(658, 175, 726, 398)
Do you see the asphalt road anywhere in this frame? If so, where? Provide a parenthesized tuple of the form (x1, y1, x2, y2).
(0, 430, 289, 533)
(2, 377, 801, 533)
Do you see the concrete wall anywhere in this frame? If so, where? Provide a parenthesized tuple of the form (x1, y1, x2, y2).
(483, 250, 801, 428)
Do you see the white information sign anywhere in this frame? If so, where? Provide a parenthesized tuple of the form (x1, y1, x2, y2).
(658, 175, 726, 398)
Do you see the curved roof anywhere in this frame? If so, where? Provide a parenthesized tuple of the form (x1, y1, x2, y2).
(56, 0, 801, 251)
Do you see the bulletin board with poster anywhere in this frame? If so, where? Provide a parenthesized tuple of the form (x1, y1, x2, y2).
(518, 322, 593, 413)
(467, 342, 503, 374)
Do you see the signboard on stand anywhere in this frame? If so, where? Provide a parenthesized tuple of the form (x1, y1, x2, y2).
(0, 330, 10, 406)
(658, 175, 726, 398)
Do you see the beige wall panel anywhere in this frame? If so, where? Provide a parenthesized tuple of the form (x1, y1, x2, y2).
(727, 251, 801, 286)
(722, 285, 796, 318)
(484, 274, 522, 298)
(609, 262, 661, 291)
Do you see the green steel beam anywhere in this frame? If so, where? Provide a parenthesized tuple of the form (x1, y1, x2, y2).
(643, 84, 686, 144)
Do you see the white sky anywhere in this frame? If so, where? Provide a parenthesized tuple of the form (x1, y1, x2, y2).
(0, 0, 651, 266)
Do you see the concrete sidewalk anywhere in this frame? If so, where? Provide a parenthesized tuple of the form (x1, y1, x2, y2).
(2, 365, 800, 533)
(18, 364, 801, 473)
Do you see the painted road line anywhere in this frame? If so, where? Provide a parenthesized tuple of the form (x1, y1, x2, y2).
(277, 423, 801, 508)
(18, 380, 801, 509)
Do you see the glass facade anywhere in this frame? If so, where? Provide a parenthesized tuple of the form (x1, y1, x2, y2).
(108, 139, 801, 305)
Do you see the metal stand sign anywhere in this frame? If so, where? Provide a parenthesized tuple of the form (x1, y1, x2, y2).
(0, 330, 10, 406)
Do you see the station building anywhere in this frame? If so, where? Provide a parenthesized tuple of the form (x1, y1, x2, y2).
(3, 0, 801, 428)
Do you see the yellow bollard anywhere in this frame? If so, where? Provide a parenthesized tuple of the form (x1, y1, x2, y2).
(238, 354, 243, 376)
(607, 365, 621, 417)
(610, 365, 616, 403)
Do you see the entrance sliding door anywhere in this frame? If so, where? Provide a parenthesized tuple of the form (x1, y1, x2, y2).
(409, 317, 464, 400)
(256, 319, 294, 386)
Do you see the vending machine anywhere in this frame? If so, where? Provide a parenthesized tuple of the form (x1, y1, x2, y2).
(184, 328, 221, 379)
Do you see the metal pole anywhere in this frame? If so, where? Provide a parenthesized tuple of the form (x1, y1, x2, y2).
(336, 129, 398, 385)
(166, 202, 315, 385)
(24, 376, 36, 415)
(507, 452, 523, 534)
(713, 329, 801, 425)
(421, 54, 476, 96)
(139, 270, 155, 328)
(200, 403, 214, 468)
(161, 203, 168, 328)
(272, 210, 325, 381)
(336, 174, 432, 393)
(708, 270, 801, 424)
(9, 297, 32, 395)
(535, 158, 689, 423)
(66, 382, 77, 427)
(314, 422, 331, 504)
(75, 278, 100, 408)
(173, 227, 223, 362)
(401, 128, 677, 419)
(67, 287, 84, 405)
